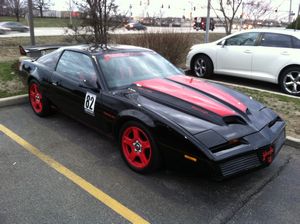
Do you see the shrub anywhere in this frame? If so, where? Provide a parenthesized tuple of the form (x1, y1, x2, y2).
(112, 31, 193, 66)
(287, 16, 300, 29)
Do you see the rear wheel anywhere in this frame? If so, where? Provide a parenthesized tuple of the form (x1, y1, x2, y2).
(29, 80, 52, 116)
(279, 67, 300, 96)
(192, 54, 213, 78)
(119, 121, 161, 174)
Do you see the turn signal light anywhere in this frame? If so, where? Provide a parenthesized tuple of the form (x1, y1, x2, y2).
(184, 154, 197, 162)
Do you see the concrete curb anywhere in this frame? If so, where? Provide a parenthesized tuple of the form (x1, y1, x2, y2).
(0, 94, 28, 108)
(183, 69, 300, 99)
(206, 79, 300, 99)
(286, 136, 300, 149)
(0, 94, 299, 148)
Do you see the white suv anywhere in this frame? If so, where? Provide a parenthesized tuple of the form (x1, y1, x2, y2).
(186, 29, 300, 96)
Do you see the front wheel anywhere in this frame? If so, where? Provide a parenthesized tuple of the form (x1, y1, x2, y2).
(29, 80, 52, 116)
(119, 121, 161, 174)
(192, 55, 213, 78)
(279, 67, 300, 96)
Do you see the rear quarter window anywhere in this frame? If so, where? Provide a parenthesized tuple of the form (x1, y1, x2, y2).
(37, 50, 61, 70)
(292, 37, 300, 48)
(260, 33, 292, 48)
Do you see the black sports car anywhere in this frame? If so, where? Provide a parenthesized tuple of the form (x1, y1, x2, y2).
(20, 44, 286, 179)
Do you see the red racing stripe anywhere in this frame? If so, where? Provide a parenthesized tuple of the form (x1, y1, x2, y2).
(135, 78, 237, 117)
(169, 75, 247, 112)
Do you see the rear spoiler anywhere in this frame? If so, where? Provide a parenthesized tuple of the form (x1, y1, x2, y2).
(19, 44, 68, 59)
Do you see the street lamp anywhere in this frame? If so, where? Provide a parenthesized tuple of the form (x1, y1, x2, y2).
(129, 4, 132, 17)
(289, 0, 293, 24)
(28, 0, 35, 45)
(205, 0, 211, 43)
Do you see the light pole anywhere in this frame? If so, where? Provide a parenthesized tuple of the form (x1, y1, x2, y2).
(129, 4, 132, 17)
(205, 0, 211, 43)
(240, 2, 245, 31)
(188, 1, 193, 30)
(289, 0, 293, 24)
(69, 0, 73, 26)
(28, 0, 35, 46)
(295, 3, 300, 30)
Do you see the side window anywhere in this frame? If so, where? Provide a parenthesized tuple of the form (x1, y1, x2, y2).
(56, 51, 96, 82)
(37, 50, 61, 70)
(260, 33, 292, 48)
(225, 32, 259, 46)
(292, 37, 300, 49)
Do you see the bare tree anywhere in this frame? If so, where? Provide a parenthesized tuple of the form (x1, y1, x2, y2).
(33, 0, 53, 18)
(71, 0, 122, 47)
(243, 1, 272, 27)
(6, 0, 25, 21)
(217, 0, 243, 35)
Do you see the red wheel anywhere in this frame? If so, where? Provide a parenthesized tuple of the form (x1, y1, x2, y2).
(120, 121, 161, 173)
(28, 80, 52, 116)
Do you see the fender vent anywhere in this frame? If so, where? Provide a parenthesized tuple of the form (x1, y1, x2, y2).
(223, 116, 246, 125)
(268, 116, 282, 128)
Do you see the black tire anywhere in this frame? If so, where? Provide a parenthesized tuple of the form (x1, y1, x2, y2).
(192, 54, 213, 78)
(279, 66, 300, 96)
(28, 79, 52, 117)
(119, 121, 162, 174)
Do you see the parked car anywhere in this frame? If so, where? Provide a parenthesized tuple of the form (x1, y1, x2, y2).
(20, 44, 285, 179)
(193, 17, 215, 31)
(0, 26, 10, 34)
(186, 29, 300, 96)
(0, 22, 29, 32)
(124, 21, 147, 31)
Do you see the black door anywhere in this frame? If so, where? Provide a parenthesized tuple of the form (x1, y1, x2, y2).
(50, 50, 105, 128)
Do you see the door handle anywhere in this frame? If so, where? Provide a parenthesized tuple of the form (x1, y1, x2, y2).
(244, 50, 252, 53)
(281, 51, 289, 55)
(51, 81, 61, 86)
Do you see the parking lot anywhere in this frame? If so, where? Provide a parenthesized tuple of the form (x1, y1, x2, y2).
(1, 103, 300, 224)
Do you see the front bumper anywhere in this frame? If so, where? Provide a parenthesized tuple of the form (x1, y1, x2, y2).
(214, 128, 285, 179)
(185, 51, 193, 70)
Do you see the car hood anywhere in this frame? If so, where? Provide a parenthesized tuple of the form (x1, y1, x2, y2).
(121, 75, 280, 142)
(190, 42, 216, 50)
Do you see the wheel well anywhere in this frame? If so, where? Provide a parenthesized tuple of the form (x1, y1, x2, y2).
(278, 64, 300, 83)
(27, 76, 37, 85)
(191, 53, 214, 71)
(114, 116, 149, 140)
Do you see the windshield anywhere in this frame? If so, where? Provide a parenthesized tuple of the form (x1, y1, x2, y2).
(98, 51, 182, 89)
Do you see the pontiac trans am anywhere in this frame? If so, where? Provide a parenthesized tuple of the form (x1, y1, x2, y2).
(20, 44, 286, 179)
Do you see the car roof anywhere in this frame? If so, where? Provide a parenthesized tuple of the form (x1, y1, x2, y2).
(238, 28, 300, 38)
(60, 44, 152, 55)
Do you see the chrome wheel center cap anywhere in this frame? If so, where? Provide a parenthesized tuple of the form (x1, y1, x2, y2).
(133, 141, 142, 152)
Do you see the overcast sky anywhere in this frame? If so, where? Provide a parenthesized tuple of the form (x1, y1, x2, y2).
(51, 0, 299, 21)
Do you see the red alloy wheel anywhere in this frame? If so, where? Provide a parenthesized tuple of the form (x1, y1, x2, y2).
(29, 83, 43, 113)
(122, 126, 152, 169)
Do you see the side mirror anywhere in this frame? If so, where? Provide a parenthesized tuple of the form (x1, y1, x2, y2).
(79, 79, 100, 93)
(221, 39, 226, 47)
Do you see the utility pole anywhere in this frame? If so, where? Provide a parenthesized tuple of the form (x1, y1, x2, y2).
(240, 2, 245, 31)
(205, 0, 211, 43)
(28, 0, 35, 46)
(289, 0, 293, 24)
(69, 0, 73, 26)
(295, 3, 300, 30)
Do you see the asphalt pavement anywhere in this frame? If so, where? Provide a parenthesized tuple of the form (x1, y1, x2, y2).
(0, 104, 299, 224)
